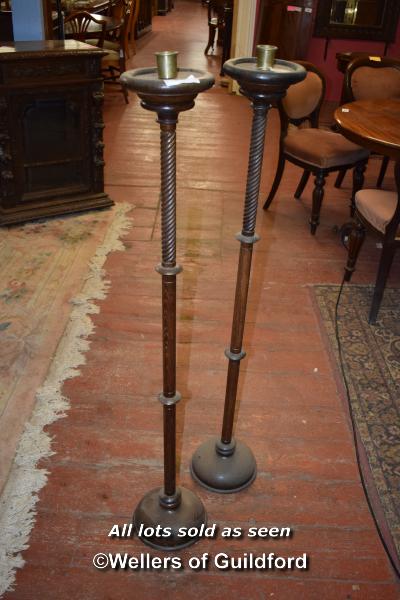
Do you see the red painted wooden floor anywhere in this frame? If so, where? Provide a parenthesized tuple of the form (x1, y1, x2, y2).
(4, 1, 400, 598)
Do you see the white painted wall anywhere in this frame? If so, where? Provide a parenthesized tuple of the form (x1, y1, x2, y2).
(12, 0, 45, 41)
(230, 0, 258, 93)
(231, 0, 258, 59)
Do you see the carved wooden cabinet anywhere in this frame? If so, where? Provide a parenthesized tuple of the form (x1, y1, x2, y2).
(0, 40, 113, 225)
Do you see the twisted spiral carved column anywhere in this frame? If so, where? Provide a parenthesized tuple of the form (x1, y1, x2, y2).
(221, 101, 269, 446)
(160, 123, 177, 267)
(242, 103, 268, 237)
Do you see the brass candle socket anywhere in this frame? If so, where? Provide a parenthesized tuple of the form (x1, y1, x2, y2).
(155, 51, 179, 79)
(256, 45, 278, 70)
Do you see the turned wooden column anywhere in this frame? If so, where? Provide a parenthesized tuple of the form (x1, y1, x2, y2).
(191, 56, 306, 493)
(121, 64, 214, 549)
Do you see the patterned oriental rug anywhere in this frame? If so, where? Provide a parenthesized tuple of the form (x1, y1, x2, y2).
(0, 203, 133, 593)
(0, 205, 132, 492)
(314, 284, 400, 561)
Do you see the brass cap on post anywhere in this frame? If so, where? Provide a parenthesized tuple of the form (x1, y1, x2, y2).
(155, 51, 178, 79)
(256, 44, 278, 70)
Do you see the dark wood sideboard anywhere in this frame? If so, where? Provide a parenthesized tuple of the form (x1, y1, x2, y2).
(0, 40, 113, 225)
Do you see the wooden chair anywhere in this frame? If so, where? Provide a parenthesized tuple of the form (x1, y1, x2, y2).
(262, 61, 369, 234)
(105, 0, 128, 44)
(101, 0, 139, 103)
(107, 0, 129, 18)
(204, 0, 227, 55)
(344, 161, 400, 324)
(64, 11, 106, 47)
(336, 56, 400, 190)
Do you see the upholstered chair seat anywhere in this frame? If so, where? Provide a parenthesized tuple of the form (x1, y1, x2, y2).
(285, 129, 369, 169)
(355, 189, 398, 234)
(344, 165, 400, 324)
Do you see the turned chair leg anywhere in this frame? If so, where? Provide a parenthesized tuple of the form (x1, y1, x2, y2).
(369, 242, 395, 324)
(263, 152, 285, 210)
(377, 155, 389, 189)
(294, 170, 310, 199)
(310, 171, 326, 235)
(204, 23, 217, 54)
(335, 169, 346, 188)
(350, 160, 366, 217)
(344, 219, 365, 282)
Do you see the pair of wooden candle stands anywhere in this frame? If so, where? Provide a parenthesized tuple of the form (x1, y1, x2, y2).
(120, 50, 306, 551)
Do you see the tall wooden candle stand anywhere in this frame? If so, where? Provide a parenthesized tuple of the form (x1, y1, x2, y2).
(191, 57, 306, 493)
(120, 66, 214, 549)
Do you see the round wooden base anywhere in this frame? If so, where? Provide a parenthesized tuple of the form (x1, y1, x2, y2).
(190, 436, 256, 493)
(133, 486, 207, 550)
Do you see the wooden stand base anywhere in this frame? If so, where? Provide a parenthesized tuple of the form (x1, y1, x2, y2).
(191, 437, 256, 493)
(133, 486, 207, 550)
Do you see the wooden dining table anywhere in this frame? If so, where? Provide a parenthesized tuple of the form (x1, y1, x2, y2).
(334, 98, 400, 161)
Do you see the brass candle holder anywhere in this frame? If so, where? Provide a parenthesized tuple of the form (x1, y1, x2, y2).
(155, 51, 178, 79)
(256, 45, 278, 70)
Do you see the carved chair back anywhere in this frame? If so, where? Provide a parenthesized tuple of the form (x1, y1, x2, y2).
(279, 61, 326, 137)
(344, 56, 400, 102)
(64, 11, 106, 47)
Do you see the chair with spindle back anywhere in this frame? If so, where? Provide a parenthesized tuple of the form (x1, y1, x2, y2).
(64, 11, 107, 47)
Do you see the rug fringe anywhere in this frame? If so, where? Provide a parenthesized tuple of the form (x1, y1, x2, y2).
(0, 203, 133, 595)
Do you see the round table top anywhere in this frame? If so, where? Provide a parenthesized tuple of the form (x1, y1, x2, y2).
(334, 98, 400, 161)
